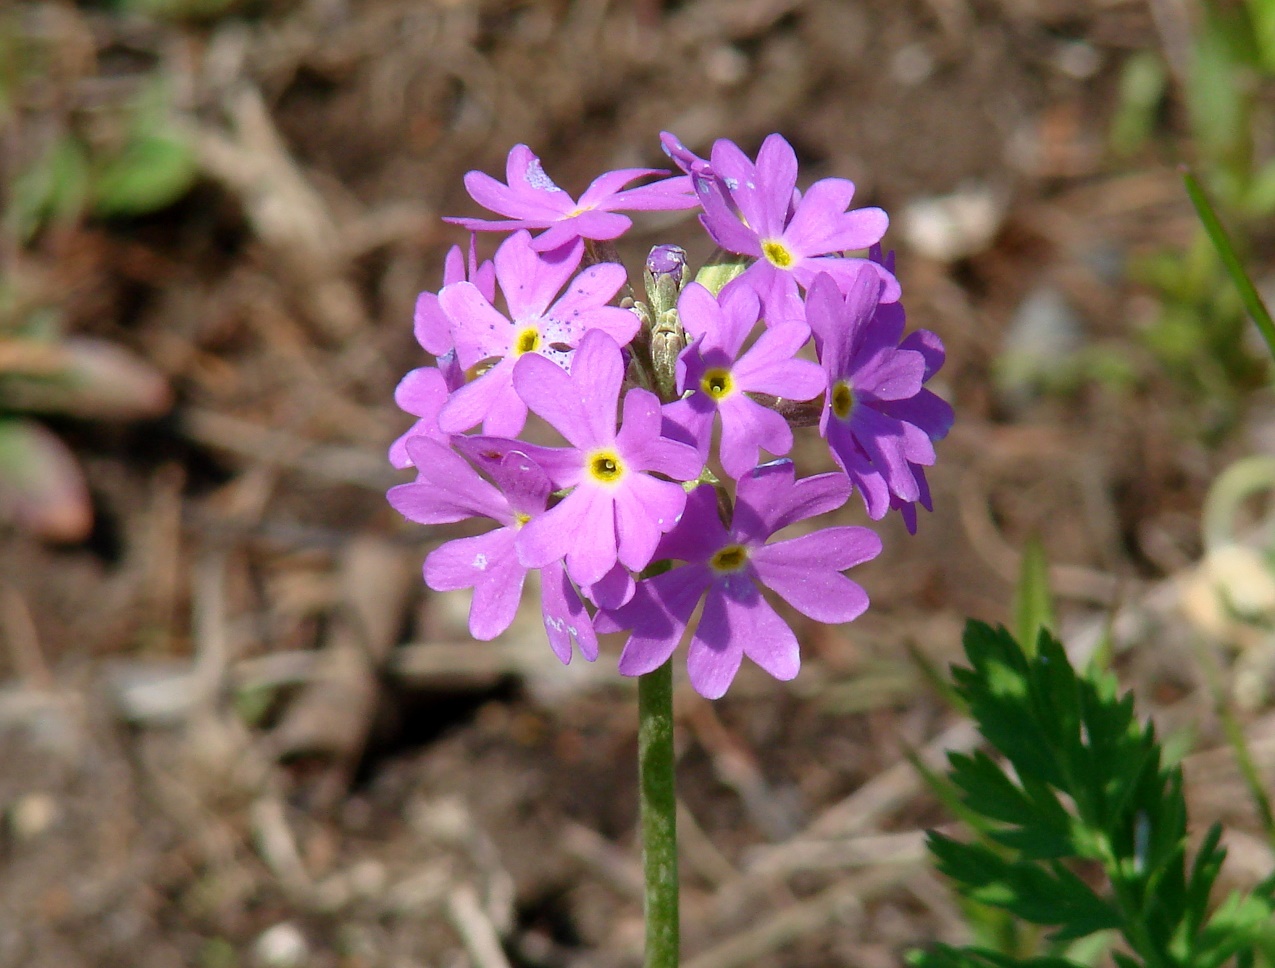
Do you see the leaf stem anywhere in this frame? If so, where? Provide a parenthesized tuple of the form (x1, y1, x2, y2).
(639, 660, 680, 967)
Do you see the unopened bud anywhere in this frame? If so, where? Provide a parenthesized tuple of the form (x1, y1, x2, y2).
(644, 245, 688, 318)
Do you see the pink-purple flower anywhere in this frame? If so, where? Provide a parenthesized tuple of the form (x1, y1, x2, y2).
(389, 365, 451, 469)
(414, 237, 495, 358)
(806, 267, 953, 528)
(687, 132, 900, 319)
(436, 231, 638, 437)
(597, 461, 881, 699)
(447, 144, 698, 252)
(663, 279, 826, 479)
(387, 436, 596, 662)
(509, 329, 703, 588)
(389, 130, 951, 692)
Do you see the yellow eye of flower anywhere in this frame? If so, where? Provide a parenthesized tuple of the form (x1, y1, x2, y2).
(832, 381, 855, 420)
(701, 368, 733, 400)
(710, 544, 749, 573)
(514, 512, 531, 527)
(762, 239, 794, 269)
(515, 328, 540, 355)
(588, 451, 624, 483)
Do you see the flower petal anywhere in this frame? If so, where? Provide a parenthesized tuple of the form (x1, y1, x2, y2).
(615, 474, 687, 571)
(717, 396, 793, 479)
(731, 461, 850, 542)
(751, 527, 881, 623)
(426, 529, 526, 640)
(541, 559, 598, 662)
(609, 567, 710, 676)
(388, 437, 510, 524)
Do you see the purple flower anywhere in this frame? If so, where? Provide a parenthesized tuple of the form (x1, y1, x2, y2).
(663, 279, 826, 479)
(692, 133, 900, 318)
(805, 268, 953, 527)
(415, 237, 496, 358)
(387, 436, 596, 662)
(510, 329, 704, 587)
(389, 366, 451, 469)
(436, 231, 638, 437)
(446, 144, 698, 252)
(596, 461, 881, 699)
(660, 131, 711, 179)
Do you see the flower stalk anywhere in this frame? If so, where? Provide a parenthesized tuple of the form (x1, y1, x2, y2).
(638, 660, 679, 968)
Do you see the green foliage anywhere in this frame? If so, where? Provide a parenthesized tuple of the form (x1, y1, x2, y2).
(5, 79, 197, 244)
(911, 622, 1275, 968)
(1014, 536, 1055, 659)
(4, 136, 92, 243)
(1110, 51, 1168, 158)
(1108, 1, 1275, 423)
(1184, 169, 1275, 368)
(91, 132, 197, 217)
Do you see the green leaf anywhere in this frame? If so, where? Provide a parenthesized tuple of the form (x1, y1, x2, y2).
(1245, 0, 1275, 74)
(909, 945, 1084, 968)
(1187, 9, 1250, 178)
(1110, 51, 1168, 157)
(1183, 168, 1275, 366)
(4, 134, 91, 242)
(924, 621, 1275, 968)
(91, 134, 197, 217)
(1194, 889, 1275, 968)
(928, 833, 1121, 939)
(1014, 536, 1055, 659)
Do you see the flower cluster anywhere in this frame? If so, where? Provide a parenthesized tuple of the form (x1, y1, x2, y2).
(389, 134, 952, 698)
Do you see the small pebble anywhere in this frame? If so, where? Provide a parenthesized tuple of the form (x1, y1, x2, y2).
(900, 185, 1004, 262)
(9, 792, 59, 841)
(254, 922, 308, 968)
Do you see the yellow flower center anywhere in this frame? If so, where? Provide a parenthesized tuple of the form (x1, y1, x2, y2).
(831, 380, 855, 420)
(514, 512, 531, 527)
(761, 239, 794, 269)
(700, 368, 734, 400)
(514, 327, 540, 355)
(709, 544, 749, 574)
(588, 450, 624, 484)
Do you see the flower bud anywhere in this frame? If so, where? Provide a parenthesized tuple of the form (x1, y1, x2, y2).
(644, 245, 687, 318)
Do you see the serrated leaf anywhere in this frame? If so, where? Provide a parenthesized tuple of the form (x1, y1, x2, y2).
(909, 945, 1084, 968)
(950, 751, 1041, 827)
(927, 834, 1120, 937)
(1194, 890, 1275, 968)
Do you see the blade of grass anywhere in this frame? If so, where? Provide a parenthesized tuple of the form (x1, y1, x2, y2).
(1183, 167, 1275, 364)
(1014, 536, 1055, 660)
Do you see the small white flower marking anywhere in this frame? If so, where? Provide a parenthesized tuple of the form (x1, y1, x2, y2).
(525, 159, 562, 193)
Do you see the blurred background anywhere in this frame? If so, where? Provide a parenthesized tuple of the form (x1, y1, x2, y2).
(3, 0, 1275, 965)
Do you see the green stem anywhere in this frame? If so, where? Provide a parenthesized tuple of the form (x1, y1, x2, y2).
(638, 660, 679, 967)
